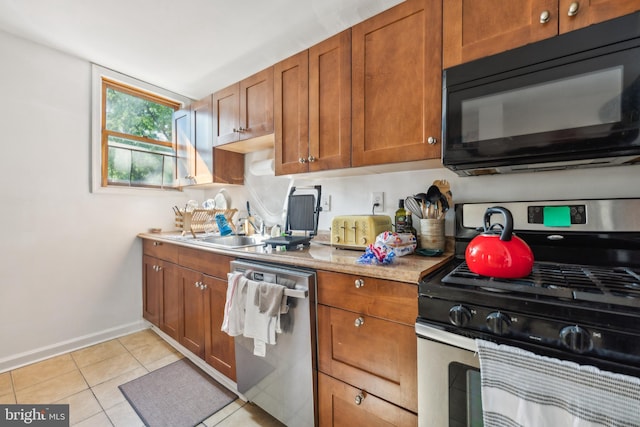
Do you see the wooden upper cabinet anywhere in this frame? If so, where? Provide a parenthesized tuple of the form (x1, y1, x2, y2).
(351, 0, 442, 167)
(309, 29, 352, 172)
(444, 0, 640, 68)
(443, 0, 557, 68)
(274, 50, 309, 175)
(213, 67, 274, 147)
(559, 0, 640, 33)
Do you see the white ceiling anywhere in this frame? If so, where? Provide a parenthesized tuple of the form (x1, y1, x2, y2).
(0, 0, 403, 100)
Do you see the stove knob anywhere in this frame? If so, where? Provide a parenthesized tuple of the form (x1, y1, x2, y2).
(560, 325, 593, 353)
(449, 305, 472, 327)
(486, 312, 511, 336)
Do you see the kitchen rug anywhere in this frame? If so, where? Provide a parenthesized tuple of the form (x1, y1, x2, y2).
(119, 358, 237, 427)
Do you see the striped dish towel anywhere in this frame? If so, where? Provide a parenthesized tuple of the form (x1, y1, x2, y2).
(476, 339, 640, 427)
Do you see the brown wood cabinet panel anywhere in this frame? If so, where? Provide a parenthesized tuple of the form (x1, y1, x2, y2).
(142, 255, 162, 326)
(179, 267, 206, 358)
(239, 67, 274, 140)
(190, 95, 214, 185)
(559, 0, 640, 33)
(214, 67, 274, 147)
(318, 372, 417, 427)
(204, 275, 236, 381)
(317, 305, 418, 412)
(213, 148, 244, 185)
(309, 30, 352, 172)
(178, 247, 233, 279)
(274, 50, 310, 175)
(317, 271, 417, 326)
(443, 0, 557, 68)
(143, 240, 179, 263)
(159, 261, 180, 341)
(213, 84, 239, 146)
(351, 0, 442, 167)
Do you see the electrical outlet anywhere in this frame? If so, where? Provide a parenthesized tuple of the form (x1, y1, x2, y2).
(371, 192, 384, 211)
(321, 194, 331, 212)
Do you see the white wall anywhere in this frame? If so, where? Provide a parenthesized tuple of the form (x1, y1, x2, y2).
(0, 30, 205, 371)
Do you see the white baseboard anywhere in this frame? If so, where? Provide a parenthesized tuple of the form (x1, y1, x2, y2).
(0, 320, 147, 374)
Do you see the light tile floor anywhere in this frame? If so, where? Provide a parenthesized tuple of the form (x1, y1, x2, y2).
(0, 329, 283, 426)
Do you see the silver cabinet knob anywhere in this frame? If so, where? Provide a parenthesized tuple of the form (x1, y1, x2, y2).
(307, 155, 316, 163)
(298, 157, 308, 163)
(194, 282, 200, 288)
(354, 279, 365, 289)
(427, 136, 437, 145)
(156, 266, 162, 272)
(567, 1, 579, 16)
(201, 283, 208, 290)
(153, 241, 161, 246)
(354, 317, 365, 327)
(540, 10, 550, 23)
(354, 392, 365, 405)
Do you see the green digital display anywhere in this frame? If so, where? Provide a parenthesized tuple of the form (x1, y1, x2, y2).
(543, 206, 571, 227)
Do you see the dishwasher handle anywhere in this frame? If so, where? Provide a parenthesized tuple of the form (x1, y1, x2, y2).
(284, 288, 308, 299)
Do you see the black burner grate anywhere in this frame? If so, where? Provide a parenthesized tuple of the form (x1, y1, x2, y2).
(442, 262, 640, 307)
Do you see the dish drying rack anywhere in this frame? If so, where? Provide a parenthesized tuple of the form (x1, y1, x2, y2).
(175, 209, 237, 237)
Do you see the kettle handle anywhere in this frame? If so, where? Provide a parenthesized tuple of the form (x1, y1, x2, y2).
(483, 206, 514, 242)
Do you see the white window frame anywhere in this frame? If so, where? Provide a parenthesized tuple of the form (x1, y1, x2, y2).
(91, 64, 192, 194)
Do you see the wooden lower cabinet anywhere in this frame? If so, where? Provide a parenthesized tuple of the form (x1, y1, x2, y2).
(318, 372, 417, 426)
(142, 240, 236, 381)
(204, 274, 236, 381)
(317, 305, 418, 412)
(316, 270, 419, 425)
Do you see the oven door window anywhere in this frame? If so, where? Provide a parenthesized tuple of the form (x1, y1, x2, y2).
(444, 46, 640, 165)
(450, 362, 483, 427)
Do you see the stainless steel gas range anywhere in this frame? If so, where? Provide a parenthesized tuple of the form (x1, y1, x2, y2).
(416, 199, 640, 427)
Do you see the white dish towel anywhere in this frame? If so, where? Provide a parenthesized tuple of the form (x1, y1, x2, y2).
(476, 339, 640, 427)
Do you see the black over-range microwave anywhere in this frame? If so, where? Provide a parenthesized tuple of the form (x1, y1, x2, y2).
(442, 12, 640, 176)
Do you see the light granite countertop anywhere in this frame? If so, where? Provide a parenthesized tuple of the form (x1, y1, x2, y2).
(138, 231, 453, 284)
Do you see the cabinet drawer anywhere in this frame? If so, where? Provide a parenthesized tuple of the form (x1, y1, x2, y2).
(178, 247, 233, 279)
(317, 305, 417, 412)
(317, 271, 417, 325)
(143, 239, 179, 263)
(318, 371, 417, 426)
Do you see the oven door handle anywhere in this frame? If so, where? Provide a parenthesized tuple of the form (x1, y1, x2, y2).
(415, 322, 478, 353)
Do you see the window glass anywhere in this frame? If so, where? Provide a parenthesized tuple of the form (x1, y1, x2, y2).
(100, 77, 182, 189)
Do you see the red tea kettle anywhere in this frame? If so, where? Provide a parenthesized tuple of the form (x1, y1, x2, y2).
(465, 206, 534, 279)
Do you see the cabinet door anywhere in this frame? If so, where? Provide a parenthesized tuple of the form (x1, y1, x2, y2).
(309, 30, 352, 172)
(142, 255, 162, 326)
(189, 95, 214, 185)
(352, 0, 442, 166)
(443, 0, 558, 68)
(559, 0, 640, 33)
(174, 108, 192, 186)
(317, 305, 418, 412)
(204, 275, 236, 381)
(274, 50, 309, 175)
(160, 261, 180, 341)
(318, 372, 417, 427)
(179, 268, 206, 358)
(240, 67, 274, 140)
(213, 83, 240, 146)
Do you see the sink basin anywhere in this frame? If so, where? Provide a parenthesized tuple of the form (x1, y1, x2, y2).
(193, 234, 265, 248)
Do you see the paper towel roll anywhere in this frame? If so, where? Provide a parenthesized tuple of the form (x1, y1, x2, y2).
(249, 159, 275, 176)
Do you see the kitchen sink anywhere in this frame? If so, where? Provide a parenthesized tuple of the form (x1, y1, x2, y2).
(165, 234, 265, 249)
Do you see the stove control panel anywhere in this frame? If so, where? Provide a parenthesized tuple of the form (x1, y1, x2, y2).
(527, 204, 587, 225)
(418, 298, 640, 363)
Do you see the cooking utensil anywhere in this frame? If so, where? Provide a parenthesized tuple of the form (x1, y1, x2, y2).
(414, 193, 429, 218)
(465, 206, 534, 278)
(405, 197, 423, 219)
(426, 185, 443, 219)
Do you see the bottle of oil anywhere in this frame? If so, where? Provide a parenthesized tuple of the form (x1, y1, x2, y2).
(395, 199, 408, 233)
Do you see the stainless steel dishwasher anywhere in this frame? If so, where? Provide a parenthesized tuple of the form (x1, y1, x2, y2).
(230, 259, 317, 427)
